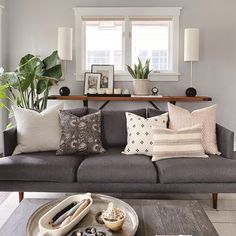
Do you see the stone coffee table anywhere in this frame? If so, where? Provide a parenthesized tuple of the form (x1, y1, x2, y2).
(0, 198, 219, 236)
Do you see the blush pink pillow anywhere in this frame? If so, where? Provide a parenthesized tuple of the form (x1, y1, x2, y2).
(168, 103, 220, 155)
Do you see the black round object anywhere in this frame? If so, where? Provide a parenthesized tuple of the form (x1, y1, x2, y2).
(185, 87, 197, 97)
(151, 87, 159, 96)
(59, 86, 70, 96)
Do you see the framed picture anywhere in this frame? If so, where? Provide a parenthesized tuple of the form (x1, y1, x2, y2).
(84, 72, 102, 95)
(91, 65, 114, 94)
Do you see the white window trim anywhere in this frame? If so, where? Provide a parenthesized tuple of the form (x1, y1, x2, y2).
(0, 5, 4, 154)
(74, 7, 182, 82)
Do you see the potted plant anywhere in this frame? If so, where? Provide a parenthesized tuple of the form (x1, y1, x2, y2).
(0, 51, 62, 113)
(127, 58, 152, 95)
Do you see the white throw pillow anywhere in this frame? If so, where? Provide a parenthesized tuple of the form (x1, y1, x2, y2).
(122, 112, 168, 156)
(168, 103, 220, 155)
(13, 103, 63, 155)
(152, 124, 208, 161)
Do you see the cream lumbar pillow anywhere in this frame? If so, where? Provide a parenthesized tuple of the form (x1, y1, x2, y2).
(152, 124, 208, 161)
(122, 112, 168, 156)
(168, 103, 220, 155)
(13, 103, 63, 155)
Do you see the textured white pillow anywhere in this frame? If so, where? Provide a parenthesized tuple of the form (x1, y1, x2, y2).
(122, 112, 168, 156)
(168, 103, 220, 155)
(152, 124, 208, 161)
(13, 103, 63, 155)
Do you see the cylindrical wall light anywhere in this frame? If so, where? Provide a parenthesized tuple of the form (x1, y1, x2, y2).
(184, 28, 199, 62)
(58, 27, 73, 61)
(184, 28, 200, 97)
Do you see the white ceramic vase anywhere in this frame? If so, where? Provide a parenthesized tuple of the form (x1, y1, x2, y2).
(132, 79, 150, 95)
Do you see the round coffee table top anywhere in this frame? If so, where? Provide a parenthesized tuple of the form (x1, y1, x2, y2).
(27, 193, 139, 236)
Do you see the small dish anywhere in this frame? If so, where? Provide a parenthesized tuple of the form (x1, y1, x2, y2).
(102, 208, 126, 231)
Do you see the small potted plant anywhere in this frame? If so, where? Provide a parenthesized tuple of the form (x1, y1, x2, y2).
(127, 58, 152, 95)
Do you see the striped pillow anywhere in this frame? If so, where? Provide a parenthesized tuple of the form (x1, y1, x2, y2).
(152, 124, 208, 161)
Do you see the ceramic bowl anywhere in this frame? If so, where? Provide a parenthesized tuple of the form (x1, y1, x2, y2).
(101, 208, 126, 231)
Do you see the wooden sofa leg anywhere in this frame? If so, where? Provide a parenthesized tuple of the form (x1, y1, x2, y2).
(212, 193, 218, 209)
(19, 192, 24, 203)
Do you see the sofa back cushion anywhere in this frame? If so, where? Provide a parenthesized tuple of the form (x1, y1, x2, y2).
(98, 109, 146, 147)
(147, 108, 168, 118)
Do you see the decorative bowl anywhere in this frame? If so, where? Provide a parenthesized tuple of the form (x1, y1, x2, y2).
(38, 193, 92, 236)
(102, 208, 126, 231)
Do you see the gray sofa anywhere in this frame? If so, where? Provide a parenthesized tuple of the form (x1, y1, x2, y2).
(1, 108, 235, 209)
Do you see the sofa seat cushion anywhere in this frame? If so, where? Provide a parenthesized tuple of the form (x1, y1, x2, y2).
(0, 152, 84, 182)
(77, 148, 158, 183)
(155, 156, 236, 184)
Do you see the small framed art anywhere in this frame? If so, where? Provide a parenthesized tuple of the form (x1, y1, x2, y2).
(84, 72, 102, 95)
(91, 65, 114, 94)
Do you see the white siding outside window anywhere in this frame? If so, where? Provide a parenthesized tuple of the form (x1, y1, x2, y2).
(74, 7, 182, 82)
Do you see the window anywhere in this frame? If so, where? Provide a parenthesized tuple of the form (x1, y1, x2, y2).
(85, 20, 123, 70)
(131, 20, 170, 71)
(74, 7, 182, 81)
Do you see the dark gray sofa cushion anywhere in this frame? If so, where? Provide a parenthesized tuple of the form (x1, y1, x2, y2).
(147, 108, 167, 117)
(63, 107, 88, 117)
(0, 152, 84, 182)
(99, 109, 146, 147)
(77, 148, 158, 183)
(155, 156, 236, 184)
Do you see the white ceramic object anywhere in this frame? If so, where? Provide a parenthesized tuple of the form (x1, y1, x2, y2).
(105, 89, 113, 94)
(122, 89, 130, 95)
(88, 88, 97, 94)
(102, 208, 126, 231)
(97, 88, 106, 94)
(114, 88, 122, 94)
(132, 79, 150, 95)
(38, 193, 93, 236)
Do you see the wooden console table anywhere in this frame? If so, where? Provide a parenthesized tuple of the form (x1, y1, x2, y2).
(48, 95, 212, 110)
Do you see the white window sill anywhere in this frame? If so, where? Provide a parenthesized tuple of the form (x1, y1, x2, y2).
(76, 71, 180, 82)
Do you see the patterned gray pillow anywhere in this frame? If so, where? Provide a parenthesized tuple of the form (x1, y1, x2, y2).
(56, 110, 105, 155)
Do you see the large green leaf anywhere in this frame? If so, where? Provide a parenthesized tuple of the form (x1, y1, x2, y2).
(19, 54, 34, 66)
(20, 73, 35, 92)
(36, 80, 47, 94)
(0, 92, 7, 99)
(127, 65, 136, 79)
(18, 56, 41, 78)
(35, 61, 45, 77)
(43, 51, 58, 70)
(1, 72, 18, 85)
(43, 64, 62, 79)
(0, 83, 9, 91)
(0, 85, 8, 99)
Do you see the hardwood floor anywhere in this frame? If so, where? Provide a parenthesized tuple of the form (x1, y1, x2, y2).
(0, 192, 10, 205)
(0, 192, 236, 235)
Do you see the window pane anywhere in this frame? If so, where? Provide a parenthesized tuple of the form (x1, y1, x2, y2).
(132, 21, 170, 71)
(85, 20, 123, 70)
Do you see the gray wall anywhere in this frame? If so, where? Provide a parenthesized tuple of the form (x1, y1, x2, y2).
(2, 0, 236, 142)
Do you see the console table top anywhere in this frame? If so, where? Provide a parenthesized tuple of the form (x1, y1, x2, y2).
(48, 95, 212, 102)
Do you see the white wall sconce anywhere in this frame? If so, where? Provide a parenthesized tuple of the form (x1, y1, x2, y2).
(184, 28, 199, 97)
(58, 27, 73, 81)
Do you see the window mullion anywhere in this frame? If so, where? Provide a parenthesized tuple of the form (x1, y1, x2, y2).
(124, 16, 131, 70)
